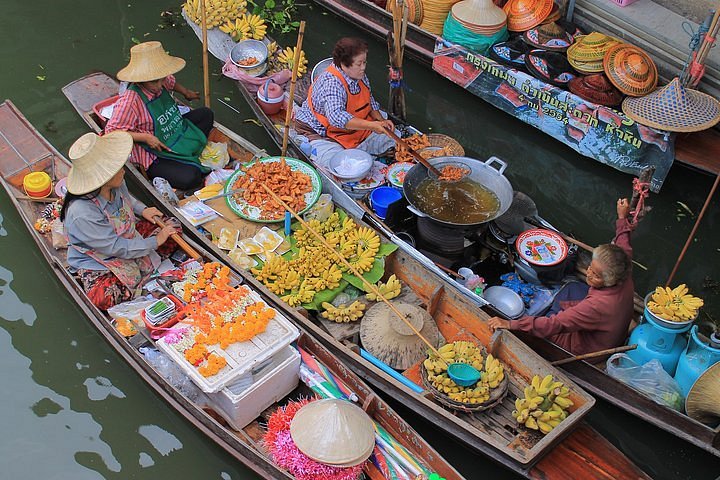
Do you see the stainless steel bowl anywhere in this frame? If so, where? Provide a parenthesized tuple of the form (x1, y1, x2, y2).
(230, 40, 268, 69)
(483, 286, 525, 319)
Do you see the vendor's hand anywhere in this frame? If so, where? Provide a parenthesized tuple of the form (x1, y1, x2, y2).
(144, 134, 172, 152)
(141, 207, 163, 224)
(369, 120, 392, 135)
(617, 197, 630, 219)
(156, 225, 180, 247)
(487, 316, 511, 332)
(183, 89, 200, 102)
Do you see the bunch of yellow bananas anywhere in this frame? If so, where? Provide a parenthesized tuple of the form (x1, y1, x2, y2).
(320, 300, 365, 323)
(183, 0, 248, 28)
(277, 46, 308, 77)
(512, 374, 573, 434)
(484, 354, 504, 389)
(219, 17, 250, 42)
(365, 274, 401, 301)
(194, 182, 223, 200)
(647, 284, 703, 322)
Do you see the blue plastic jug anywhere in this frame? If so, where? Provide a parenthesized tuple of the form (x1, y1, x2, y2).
(674, 326, 720, 397)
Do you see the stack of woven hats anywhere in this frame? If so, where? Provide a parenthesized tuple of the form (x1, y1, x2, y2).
(421, 0, 462, 35)
(385, 0, 424, 26)
(443, 0, 509, 53)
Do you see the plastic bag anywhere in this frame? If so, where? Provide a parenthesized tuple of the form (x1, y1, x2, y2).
(152, 177, 179, 206)
(107, 296, 156, 321)
(51, 219, 68, 250)
(606, 353, 684, 411)
(140, 347, 204, 402)
(199, 141, 230, 170)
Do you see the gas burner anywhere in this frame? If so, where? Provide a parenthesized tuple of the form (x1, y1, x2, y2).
(488, 222, 517, 244)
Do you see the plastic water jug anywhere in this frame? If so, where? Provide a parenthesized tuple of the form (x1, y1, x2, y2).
(627, 314, 690, 376)
(673, 326, 720, 396)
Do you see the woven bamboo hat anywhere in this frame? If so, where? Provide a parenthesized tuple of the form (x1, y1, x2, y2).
(117, 41, 186, 82)
(603, 43, 658, 96)
(567, 33, 620, 73)
(67, 132, 133, 195)
(541, 1, 560, 24)
(569, 74, 623, 106)
(503, 0, 553, 32)
(522, 21, 574, 52)
(290, 399, 375, 466)
(360, 302, 441, 370)
(622, 78, 720, 132)
(452, 0, 507, 27)
(685, 362, 720, 425)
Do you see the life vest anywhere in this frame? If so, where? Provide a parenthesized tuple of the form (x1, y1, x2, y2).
(307, 65, 373, 148)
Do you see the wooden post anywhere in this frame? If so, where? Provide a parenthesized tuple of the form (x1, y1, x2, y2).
(281, 21, 306, 159)
(200, 0, 211, 107)
(387, 0, 408, 121)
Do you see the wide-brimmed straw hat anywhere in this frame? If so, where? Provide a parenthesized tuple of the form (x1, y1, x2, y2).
(603, 43, 658, 96)
(67, 132, 133, 195)
(622, 78, 720, 132)
(568, 74, 623, 106)
(117, 41, 186, 82)
(452, 0, 507, 27)
(522, 21, 574, 51)
(567, 32, 620, 73)
(503, 0, 553, 32)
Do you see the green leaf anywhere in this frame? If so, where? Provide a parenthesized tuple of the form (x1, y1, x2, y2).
(36, 75, 46, 81)
(265, 0, 276, 8)
(290, 21, 300, 27)
(376, 242, 398, 257)
(343, 258, 385, 290)
(131, 36, 141, 44)
(302, 280, 348, 310)
(273, 10, 285, 21)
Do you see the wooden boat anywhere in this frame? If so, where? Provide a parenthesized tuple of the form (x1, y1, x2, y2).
(63, 74, 651, 479)
(308, 0, 720, 184)
(0, 99, 463, 480)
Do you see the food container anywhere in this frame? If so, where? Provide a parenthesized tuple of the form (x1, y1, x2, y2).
(23, 171, 53, 198)
(515, 228, 569, 280)
(483, 286, 525, 319)
(257, 79, 285, 115)
(329, 149, 373, 183)
(311, 57, 334, 83)
(231, 39, 268, 69)
(369, 186, 402, 220)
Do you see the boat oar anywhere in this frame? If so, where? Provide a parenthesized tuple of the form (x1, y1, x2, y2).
(550, 344, 637, 366)
(383, 127, 442, 178)
(199, 0, 211, 107)
(280, 21, 306, 159)
(153, 216, 202, 261)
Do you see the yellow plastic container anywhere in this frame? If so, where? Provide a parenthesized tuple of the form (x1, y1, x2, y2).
(23, 171, 53, 198)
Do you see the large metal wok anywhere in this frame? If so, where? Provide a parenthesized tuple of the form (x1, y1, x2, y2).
(403, 156, 514, 228)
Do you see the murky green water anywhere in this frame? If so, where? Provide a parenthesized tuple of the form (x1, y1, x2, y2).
(1, 1, 719, 478)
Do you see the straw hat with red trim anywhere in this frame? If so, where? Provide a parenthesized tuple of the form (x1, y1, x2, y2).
(568, 74, 623, 106)
(503, 0, 553, 32)
(117, 41, 186, 82)
(522, 21, 574, 52)
(622, 77, 720, 132)
(603, 43, 658, 97)
(67, 132, 133, 195)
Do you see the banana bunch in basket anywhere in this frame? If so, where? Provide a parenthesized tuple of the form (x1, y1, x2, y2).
(512, 374, 573, 435)
(647, 284, 703, 322)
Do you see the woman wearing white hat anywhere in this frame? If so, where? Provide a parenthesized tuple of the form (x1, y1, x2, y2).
(105, 41, 213, 190)
(60, 131, 181, 310)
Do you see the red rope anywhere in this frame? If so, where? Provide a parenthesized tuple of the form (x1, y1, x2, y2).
(631, 178, 650, 224)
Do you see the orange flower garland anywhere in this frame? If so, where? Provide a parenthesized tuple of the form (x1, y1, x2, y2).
(198, 353, 228, 377)
(182, 262, 233, 302)
(184, 343, 208, 366)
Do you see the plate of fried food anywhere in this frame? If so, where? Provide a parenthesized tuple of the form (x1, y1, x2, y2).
(225, 157, 322, 223)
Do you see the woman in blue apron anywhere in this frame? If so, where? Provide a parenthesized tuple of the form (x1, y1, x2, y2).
(61, 131, 181, 310)
(105, 41, 214, 190)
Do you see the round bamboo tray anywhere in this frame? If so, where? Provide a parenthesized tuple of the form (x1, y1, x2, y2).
(421, 362, 508, 413)
(420, 133, 465, 158)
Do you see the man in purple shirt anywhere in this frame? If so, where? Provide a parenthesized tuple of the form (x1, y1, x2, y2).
(488, 198, 636, 355)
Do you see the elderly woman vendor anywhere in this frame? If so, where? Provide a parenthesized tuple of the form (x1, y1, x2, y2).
(488, 198, 636, 356)
(105, 41, 213, 190)
(294, 37, 395, 169)
(61, 132, 180, 310)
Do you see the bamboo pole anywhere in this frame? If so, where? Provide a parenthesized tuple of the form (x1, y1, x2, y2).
(281, 21, 306, 159)
(551, 344, 637, 366)
(200, 0, 211, 107)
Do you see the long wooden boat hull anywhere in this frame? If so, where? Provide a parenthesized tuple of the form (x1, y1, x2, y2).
(0, 99, 462, 480)
(63, 74, 651, 479)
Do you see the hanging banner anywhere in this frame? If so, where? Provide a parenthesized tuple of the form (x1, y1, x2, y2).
(432, 39, 675, 192)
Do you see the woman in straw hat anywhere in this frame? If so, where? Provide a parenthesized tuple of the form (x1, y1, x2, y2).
(294, 37, 396, 169)
(488, 198, 636, 356)
(105, 41, 213, 190)
(60, 132, 181, 310)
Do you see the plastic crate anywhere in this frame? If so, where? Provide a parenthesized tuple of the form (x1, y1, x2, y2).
(609, 0, 639, 6)
(204, 346, 301, 430)
(92, 95, 121, 126)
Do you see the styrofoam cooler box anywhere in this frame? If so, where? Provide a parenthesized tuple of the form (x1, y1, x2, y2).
(205, 345, 301, 430)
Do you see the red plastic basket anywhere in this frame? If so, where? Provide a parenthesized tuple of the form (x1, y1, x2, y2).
(92, 95, 121, 127)
(609, 0, 639, 7)
(140, 294, 185, 337)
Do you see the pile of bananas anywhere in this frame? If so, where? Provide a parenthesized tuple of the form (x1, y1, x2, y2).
(647, 284, 704, 322)
(194, 182, 223, 200)
(365, 274, 401, 301)
(321, 300, 365, 323)
(183, 0, 247, 28)
(219, 13, 267, 41)
(512, 375, 573, 435)
(423, 341, 506, 405)
(251, 211, 387, 308)
(277, 46, 308, 77)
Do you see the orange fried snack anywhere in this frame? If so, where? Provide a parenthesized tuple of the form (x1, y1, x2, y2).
(233, 160, 312, 220)
(438, 165, 469, 182)
(395, 133, 431, 163)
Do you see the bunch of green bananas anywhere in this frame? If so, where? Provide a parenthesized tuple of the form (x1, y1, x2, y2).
(320, 300, 365, 323)
(647, 284, 704, 322)
(183, 0, 247, 28)
(512, 374, 573, 434)
(365, 274, 401, 301)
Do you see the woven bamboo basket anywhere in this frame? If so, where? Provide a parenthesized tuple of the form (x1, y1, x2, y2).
(420, 133, 465, 158)
(420, 361, 508, 413)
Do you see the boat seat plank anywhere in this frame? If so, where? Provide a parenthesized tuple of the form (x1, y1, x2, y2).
(675, 129, 720, 175)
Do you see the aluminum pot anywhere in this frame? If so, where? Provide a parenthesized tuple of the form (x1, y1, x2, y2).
(402, 156, 514, 228)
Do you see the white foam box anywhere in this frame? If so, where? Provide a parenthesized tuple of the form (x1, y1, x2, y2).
(205, 345, 301, 431)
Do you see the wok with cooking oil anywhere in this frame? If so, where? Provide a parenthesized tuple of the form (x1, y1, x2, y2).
(402, 156, 514, 228)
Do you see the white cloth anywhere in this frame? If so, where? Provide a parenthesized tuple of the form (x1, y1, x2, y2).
(309, 131, 395, 170)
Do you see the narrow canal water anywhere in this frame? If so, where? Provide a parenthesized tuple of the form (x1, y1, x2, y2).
(0, 1, 718, 478)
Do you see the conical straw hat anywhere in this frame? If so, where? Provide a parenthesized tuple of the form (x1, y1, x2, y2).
(522, 21, 573, 51)
(541, 2, 560, 24)
(117, 41, 186, 82)
(569, 74, 623, 106)
(66, 132, 133, 195)
(360, 302, 441, 370)
(603, 43, 658, 96)
(452, 0, 507, 27)
(685, 362, 720, 425)
(567, 33, 620, 62)
(622, 78, 720, 132)
(290, 399, 375, 466)
(503, 0, 553, 32)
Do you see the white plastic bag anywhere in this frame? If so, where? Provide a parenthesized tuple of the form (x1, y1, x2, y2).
(199, 141, 230, 170)
(51, 219, 67, 250)
(606, 353, 684, 411)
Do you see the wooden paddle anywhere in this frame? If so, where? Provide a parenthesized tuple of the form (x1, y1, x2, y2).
(153, 216, 202, 261)
(199, 0, 211, 107)
(550, 344, 637, 366)
(280, 21, 306, 159)
(383, 127, 442, 177)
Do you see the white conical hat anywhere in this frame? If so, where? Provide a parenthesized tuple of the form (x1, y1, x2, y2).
(452, 0, 507, 27)
(289, 399, 375, 466)
(66, 131, 133, 195)
(117, 41, 186, 82)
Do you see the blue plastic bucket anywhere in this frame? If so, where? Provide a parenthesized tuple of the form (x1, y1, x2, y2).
(370, 186, 402, 219)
